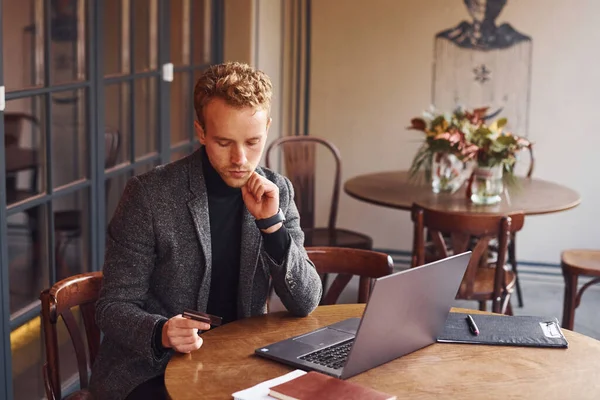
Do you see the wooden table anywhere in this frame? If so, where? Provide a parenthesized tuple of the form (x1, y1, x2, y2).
(165, 304, 600, 399)
(344, 171, 581, 215)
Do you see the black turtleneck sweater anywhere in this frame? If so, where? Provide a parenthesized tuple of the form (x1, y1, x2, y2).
(201, 147, 291, 324)
(202, 148, 245, 325)
(152, 148, 291, 357)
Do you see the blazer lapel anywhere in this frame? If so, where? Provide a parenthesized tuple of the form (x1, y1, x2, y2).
(238, 206, 262, 318)
(187, 150, 212, 311)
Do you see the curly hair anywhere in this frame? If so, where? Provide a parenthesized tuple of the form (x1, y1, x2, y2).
(193, 62, 273, 129)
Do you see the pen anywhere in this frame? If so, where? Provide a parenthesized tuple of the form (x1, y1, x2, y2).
(466, 314, 479, 336)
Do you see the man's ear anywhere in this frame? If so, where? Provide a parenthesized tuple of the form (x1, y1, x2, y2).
(266, 117, 272, 133)
(194, 120, 206, 144)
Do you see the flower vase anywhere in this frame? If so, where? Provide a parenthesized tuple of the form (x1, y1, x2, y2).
(470, 165, 504, 205)
(431, 152, 466, 194)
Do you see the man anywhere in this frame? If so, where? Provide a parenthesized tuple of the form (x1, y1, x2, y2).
(89, 62, 322, 400)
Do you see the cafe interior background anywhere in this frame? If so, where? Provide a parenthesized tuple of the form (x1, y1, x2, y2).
(0, 0, 599, 399)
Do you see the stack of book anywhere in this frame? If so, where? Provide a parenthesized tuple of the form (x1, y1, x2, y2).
(232, 369, 396, 400)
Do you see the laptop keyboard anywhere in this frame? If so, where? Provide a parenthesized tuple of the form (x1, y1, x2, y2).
(298, 339, 354, 370)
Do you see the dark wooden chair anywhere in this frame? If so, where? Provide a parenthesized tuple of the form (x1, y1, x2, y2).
(54, 127, 121, 277)
(412, 204, 525, 314)
(306, 247, 393, 305)
(504, 142, 535, 308)
(265, 136, 372, 250)
(561, 249, 600, 330)
(40, 271, 103, 400)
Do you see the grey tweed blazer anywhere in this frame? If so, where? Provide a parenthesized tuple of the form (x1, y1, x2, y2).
(89, 149, 322, 400)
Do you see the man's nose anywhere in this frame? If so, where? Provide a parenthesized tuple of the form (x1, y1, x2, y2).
(230, 145, 247, 166)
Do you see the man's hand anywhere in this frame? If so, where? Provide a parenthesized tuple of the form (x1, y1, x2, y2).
(162, 315, 210, 353)
(242, 172, 281, 232)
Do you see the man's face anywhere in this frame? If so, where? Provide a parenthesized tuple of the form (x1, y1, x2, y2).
(195, 97, 271, 188)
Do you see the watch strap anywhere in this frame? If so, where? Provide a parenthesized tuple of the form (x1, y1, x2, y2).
(255, 209, 286, 230)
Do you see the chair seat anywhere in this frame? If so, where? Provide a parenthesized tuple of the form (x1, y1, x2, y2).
(303, 228, 372, 249)
(461, 267, 516, 299)
(561, 250, 600, 277)
(65, 389, 94, 400)
(54, 210, 81, 232)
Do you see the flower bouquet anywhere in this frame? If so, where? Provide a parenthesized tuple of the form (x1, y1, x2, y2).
(408, 106, 532, 202)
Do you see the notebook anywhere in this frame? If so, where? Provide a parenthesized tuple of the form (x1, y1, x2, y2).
(268, 371, 396, 400)
(232, 370, 307, 400)
(437, 312, 569, 348)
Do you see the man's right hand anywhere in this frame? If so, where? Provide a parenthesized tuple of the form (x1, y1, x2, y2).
(161, 314, 211, 353)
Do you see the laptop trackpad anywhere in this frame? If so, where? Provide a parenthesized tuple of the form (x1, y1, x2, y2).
(294, 328, 354, 347)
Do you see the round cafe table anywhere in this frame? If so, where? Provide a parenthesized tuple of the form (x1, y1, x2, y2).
(165, 304, 600, 399)
(343, 171, 581, 215)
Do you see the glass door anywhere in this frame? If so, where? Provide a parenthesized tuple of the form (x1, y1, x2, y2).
(0, 1, 94, 398)
(0, 1, 222, 398)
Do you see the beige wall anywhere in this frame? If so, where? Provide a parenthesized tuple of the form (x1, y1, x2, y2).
(223, 0, 289, 167)
(224, 0, 255, 63)
(309, 0, 600, 264)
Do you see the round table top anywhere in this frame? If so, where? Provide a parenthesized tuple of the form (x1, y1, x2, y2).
(344, 171, 581, 216)
(165, 304, 600, 400)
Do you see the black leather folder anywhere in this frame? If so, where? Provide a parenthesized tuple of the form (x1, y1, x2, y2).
(437, 312, 569, 348)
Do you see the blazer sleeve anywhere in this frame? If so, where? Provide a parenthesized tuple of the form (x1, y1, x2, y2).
(95, 176, 173, 366)
(264, 177, 322, 316)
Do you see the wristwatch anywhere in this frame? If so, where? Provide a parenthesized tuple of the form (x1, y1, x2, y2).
(255, 209, 286, 230)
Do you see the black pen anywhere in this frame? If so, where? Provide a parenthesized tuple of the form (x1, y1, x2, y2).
(466, 314, 479, 336)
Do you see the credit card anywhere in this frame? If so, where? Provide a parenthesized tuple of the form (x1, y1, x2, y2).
(182, 308, 222, 327)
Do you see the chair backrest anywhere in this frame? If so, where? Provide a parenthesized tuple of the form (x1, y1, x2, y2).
(265, 136, 342, 230)
(525, 143, 534, 178)
(411, 204, 524, 306)
(40, 271, 103, 400)
(306, 247, 393, 305)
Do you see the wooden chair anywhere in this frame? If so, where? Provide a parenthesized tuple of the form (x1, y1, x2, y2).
(561, 249, 600, 330)
(40, 271, 103, 400)
(306, 247, 393, 305)
(411, 204, 525, 314)
(265, 136, 372, 250)
(505, 142, 535, 308)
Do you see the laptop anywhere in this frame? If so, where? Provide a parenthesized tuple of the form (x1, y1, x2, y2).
(255, 252, 471, 379)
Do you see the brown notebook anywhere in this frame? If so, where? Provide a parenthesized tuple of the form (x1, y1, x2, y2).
(268, 371, 396, 400)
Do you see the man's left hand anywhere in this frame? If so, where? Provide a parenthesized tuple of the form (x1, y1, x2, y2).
(242, 172, 281, 232)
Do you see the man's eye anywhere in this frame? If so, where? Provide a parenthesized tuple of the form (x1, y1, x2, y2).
(217, 141, 229, 147)
(247, 140, 259, 146)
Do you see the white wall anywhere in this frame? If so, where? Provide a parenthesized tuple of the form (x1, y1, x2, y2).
(223, 0, 305, 168)
(309, 0, 600, 264)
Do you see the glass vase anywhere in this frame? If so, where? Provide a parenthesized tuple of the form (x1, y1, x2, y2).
(431, 152, 467, 194)
(470, 165, 504, 205)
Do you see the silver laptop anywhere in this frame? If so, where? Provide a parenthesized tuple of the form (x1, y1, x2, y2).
(255, 252, 471, 379)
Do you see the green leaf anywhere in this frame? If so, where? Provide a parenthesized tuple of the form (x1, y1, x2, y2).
(496, 118, 508, 129)
(431, 115, 445, 129)
(496, 135, 517, 146)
